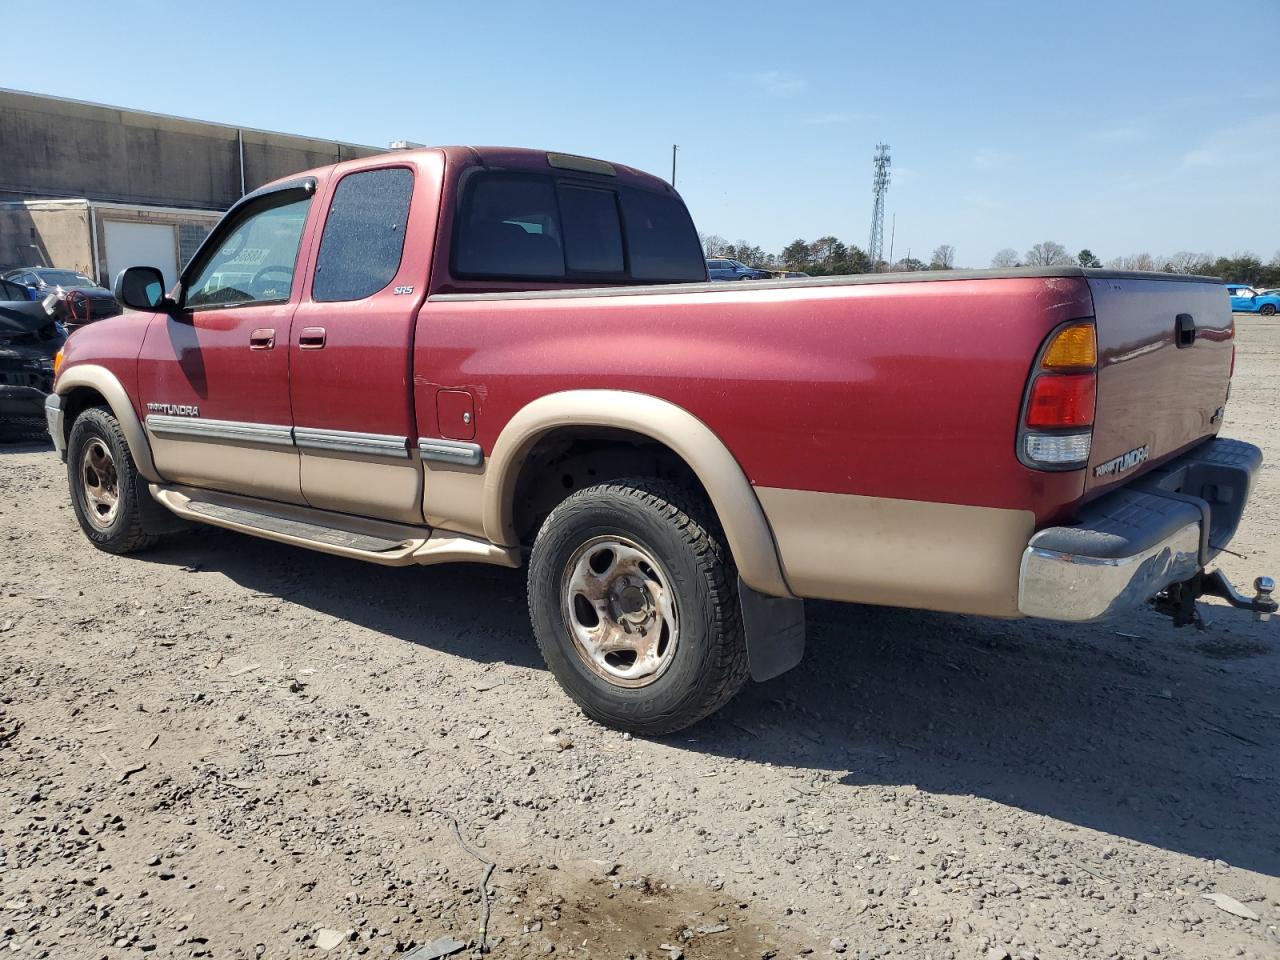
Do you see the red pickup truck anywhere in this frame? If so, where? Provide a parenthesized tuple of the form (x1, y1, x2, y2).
(46, 146, 1273, 733)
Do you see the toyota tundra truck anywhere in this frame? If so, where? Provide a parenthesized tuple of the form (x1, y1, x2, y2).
(44, 146, 1275, 733)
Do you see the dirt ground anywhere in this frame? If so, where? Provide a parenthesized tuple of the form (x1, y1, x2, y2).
(1, 319, 1278, 960)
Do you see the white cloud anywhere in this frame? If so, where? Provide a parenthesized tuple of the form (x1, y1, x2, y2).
(752, 70, 806, 96)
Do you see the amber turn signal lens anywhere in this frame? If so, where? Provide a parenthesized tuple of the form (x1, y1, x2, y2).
(1041, 323, 1097, 370)
(53, 349, 64, 378)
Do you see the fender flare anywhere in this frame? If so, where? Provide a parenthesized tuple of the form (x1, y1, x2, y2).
(56, 364, 162, 483)
(482, 389, 794, 599)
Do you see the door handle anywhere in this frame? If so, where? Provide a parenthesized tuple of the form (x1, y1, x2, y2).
(249, 328, 275, 350)
(299, 326, 327, 350)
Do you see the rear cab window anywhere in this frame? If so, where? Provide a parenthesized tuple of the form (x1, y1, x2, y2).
(452, 171, 705, 285)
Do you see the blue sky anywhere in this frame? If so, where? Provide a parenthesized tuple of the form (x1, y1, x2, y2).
(6, 0, 1278, 266)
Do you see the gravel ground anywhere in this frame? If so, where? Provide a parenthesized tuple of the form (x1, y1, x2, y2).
(1, 318, 1278, 960)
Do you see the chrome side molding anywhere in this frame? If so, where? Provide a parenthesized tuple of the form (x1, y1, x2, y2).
(294, 426, 409, 459)
(419, 437, 484, 467)
(145, 415, 294, 448)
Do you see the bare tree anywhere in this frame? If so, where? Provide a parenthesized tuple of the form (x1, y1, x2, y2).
(1024, 241, 1073, 266)
(929, 244, 956, 269)
(1166, 251, 1213, 275)
(698, 232, 728, 257)
(1106, 252, 1157, 271)
(991, 248, 1020, 268)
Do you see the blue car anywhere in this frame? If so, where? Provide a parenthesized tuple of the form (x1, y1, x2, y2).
(706, 258, 771, 281)
(1226, 284, 1279, 316)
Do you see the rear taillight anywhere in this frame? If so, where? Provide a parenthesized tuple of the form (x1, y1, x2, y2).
(1018, 321, 1097, 471)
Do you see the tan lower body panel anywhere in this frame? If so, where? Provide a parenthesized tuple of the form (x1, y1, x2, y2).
(421, 461, 488, 539)
(299, 450, 424, 524)
(755, 487, 1035, 617)
(147, 434, 306, 505)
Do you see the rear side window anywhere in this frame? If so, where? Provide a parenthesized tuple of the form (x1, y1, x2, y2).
(313, 167, 414, 302)
(455, 175, 565, 279)
(454, 172, 704, 284)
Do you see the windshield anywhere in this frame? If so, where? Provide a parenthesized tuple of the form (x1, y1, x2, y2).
(36, 269, 96, 286)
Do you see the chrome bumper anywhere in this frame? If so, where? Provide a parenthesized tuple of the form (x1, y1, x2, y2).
(45, 392, 66, 461)
(1018, 437, 1261, 622)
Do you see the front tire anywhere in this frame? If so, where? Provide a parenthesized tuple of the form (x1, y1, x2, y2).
(67, 407, 159, 554)
(1261, 304, 1277, 317)
(527, 479, 749, 735)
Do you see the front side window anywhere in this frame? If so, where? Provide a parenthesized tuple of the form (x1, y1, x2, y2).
(313, 167, 414, 302)
(185, 194, 311, 309)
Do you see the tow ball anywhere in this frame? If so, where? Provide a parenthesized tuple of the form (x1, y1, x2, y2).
(1153, 570, 1277, 628)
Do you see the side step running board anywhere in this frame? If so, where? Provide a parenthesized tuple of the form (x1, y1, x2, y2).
(150, 484, 519, 569)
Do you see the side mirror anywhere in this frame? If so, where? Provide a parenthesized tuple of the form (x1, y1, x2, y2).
(113, 266, 169, 311)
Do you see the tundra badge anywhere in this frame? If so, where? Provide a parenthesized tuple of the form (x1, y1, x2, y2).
(147, 402, 200, 417)
(1093, 444, 1149, 478)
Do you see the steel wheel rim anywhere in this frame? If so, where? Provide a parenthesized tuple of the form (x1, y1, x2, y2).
(559, 535, 680, 688)
(80, 438, 120, 529)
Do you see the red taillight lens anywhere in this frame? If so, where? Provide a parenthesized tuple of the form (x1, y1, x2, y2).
(1025, 373, 1096, 428)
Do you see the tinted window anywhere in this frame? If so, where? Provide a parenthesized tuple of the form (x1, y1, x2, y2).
(455, 172, 704, 284)
(455, 175, 565, 279)
(186, 194, 311, 308)
(313, 167, 414, 302)
(558, 185, 624, 274)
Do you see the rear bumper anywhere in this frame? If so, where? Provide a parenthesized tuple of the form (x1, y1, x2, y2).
(1018, 436, 1260, 621)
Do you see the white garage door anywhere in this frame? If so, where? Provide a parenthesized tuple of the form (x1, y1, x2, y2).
(103, 221, 179, 292)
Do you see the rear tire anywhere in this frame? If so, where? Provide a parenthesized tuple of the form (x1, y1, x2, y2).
(1261, 304, 1276, 317)
(527, 478, 749, 735)
(67, 407, 159, 554)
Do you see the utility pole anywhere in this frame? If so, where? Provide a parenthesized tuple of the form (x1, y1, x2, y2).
(868, 143, 891, 270)
(671, 144, 678, 186)
(888, 214, 896, 271)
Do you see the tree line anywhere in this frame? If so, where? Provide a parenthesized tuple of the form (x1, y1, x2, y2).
(700, 232, 1280, 286)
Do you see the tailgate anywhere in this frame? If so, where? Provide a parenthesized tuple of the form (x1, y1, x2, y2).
(1085, 276, 1232, 495)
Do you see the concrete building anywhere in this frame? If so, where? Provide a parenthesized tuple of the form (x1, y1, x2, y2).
(0, 88, 384, 286)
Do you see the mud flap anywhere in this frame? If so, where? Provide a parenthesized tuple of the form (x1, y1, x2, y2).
(738, 577, 806, 682)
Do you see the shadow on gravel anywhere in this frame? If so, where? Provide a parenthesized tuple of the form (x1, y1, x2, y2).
(137, 526, 542, 671)
(692, 601, 1280, 878)
(135, 526, 1278, 877)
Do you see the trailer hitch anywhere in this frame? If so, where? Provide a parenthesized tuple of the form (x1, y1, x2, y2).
(1152, 570, 1276, 628)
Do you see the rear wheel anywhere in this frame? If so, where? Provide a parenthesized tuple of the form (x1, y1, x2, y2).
(1261, 304, 1276, 317)
(527, 478, 749, 734)
(67, 407, 159, 554)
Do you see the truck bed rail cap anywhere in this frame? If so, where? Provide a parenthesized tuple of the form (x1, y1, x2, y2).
(429, 267, 1224, 303)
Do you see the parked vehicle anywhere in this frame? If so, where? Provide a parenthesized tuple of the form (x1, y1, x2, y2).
(1, 293, 65, 430)
(46, 146, 1274, 733)
(2, 267, 122, 329)
(706, 257, 770, 280)
(1225, 284, 1280, 316)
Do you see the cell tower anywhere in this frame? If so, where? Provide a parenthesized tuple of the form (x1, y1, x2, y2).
(868, 143, 891, 268)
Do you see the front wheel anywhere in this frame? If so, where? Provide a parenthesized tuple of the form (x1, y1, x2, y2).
(66, 407, 159, 554)
(1261, 304, 1277, 317)
(527, 479, 749, 734)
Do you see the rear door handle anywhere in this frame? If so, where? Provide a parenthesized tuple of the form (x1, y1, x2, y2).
(299, 326, 327, 350)
(249, 328, 275, 350)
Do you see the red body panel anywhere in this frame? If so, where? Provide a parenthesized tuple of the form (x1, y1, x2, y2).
(290, 152, 444, 440)
(413, 277, 1092, 525)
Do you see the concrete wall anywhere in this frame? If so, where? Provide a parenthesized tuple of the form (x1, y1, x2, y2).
(0, 202, 94, 277)
(0, 89, 384, 210)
